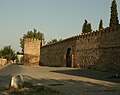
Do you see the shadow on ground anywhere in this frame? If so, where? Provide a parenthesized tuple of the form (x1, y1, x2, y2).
(0, 74, 120, 95)
(51, 69, 120, 83)
(28, 77, 120, 95)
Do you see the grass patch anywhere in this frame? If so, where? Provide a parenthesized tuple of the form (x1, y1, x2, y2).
(3, 81, 60, 95)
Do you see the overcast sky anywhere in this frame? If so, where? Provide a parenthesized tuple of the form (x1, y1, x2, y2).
(0, 0, 120, 51)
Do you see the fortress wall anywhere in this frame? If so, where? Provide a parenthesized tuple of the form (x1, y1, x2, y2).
(23, 27, 120, 71)
(75, 27, 120, 71)
(40, 37, 76, 67)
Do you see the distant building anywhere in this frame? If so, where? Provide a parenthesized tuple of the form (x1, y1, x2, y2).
(0, 57, 7, 66)
(17, 53, 23, 64)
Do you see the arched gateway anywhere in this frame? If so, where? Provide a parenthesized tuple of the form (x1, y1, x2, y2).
(64, 46, 74, 67)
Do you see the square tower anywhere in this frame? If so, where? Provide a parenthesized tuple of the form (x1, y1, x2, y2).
(24, 38, 41, 66)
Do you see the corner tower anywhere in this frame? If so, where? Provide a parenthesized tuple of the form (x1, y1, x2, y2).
(24, 38, 41, 66)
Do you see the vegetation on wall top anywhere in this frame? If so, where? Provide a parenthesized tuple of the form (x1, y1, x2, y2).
(20, 28, 44, 52)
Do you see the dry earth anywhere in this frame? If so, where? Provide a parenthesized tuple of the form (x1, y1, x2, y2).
(0, 64, 120, 95)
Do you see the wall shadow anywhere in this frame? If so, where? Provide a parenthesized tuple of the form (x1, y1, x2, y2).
(51, 69, 120, 83)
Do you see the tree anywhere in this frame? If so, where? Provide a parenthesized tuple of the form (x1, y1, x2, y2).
(109, 0, 119, 27)
(82, 19, 88, 33)
(47, 39, 58, 45)
(87, 23, 92, 32)
(0, 50, 1, 55)
(99, 19, 103, 30)
(82, 19, 92, 33)
(20, 28, 44, 52)
(0, 46, 17, 62)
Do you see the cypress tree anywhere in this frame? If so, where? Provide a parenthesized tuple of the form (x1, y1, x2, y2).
(87, 23, 92, 32)
(82, 19, 92, 33)
(109, 0, 119, 27)
(82, 19, 88, 33)
(99, 19, 103, 30)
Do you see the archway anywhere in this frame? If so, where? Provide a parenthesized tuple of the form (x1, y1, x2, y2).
(66, 47, 71, 67)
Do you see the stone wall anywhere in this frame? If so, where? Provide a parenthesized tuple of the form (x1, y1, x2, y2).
(75, 27, 120, 71)
(24, 38, 41, 66)
(24, 27, 120, 71)
(40, 37, 76, 67)
(40, 27, 120, 71)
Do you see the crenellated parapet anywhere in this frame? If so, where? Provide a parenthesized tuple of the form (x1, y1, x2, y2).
(41, 27, 120, 48)
(24, 38, 45, 47)
(73, 27, 120, 40)
(24, 38, 41, 43)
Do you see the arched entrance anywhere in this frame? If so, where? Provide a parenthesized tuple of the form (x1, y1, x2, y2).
(63, 46, 74, 67)
(66, 47, 72, 67)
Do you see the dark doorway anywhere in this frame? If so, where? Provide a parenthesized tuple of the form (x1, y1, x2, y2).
(66, 48, 71, 67)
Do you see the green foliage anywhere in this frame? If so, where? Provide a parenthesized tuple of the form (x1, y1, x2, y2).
(0, 51, 2, 58)
(87, 23, 92, 32)
(99, 19, 103, 30)
(47, 39, 58, 45)
(19, 38, 24, 52)
(109, 0, 119, 27)
(82, 19, 88, 33)
(20, 28, 44, 52)
(0, 46, 17, 62)
(82, 19, 92, 33)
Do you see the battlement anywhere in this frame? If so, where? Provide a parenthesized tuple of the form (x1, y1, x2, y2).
(73, 27, 120, 40)
(41, 27, 120, 48)
(24, 38, 41, 42)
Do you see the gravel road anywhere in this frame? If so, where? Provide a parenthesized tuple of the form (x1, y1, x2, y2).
(0, 64, 120, 95)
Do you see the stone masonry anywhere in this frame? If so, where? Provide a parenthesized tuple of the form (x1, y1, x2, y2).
(40, 37, 76, 67)
(40, 27, 120, 71)
(24, 27, 120, 71)
(24, 38, 41, 66)
(75, 27, 120, 71)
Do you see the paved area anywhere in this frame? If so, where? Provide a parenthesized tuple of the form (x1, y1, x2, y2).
(0, 64, 120, 95)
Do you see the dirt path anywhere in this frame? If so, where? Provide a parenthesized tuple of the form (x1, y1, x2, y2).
(0, 64, 120, 95)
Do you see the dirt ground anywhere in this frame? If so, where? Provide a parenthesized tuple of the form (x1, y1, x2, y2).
(0, 64, 120, 95)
